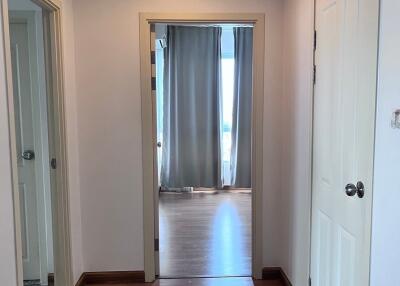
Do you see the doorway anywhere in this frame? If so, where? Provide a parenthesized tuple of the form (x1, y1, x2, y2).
(139, 13, 265, 282)
(2, 0, 73, 285)
(154, 23, 252, 278)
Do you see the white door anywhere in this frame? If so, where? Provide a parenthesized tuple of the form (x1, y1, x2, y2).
(310, 0, 379, 285)
(10, 22, 41, 281)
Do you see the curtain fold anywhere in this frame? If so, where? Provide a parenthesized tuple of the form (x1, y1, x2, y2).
(160, 26, 222, 189)
(230, 27, 253, 188)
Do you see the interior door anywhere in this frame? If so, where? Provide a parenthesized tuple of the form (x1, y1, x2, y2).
(310, 0, 379, 285)
(10, 22, 41, 281)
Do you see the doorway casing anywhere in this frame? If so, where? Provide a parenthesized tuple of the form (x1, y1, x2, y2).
(1, 0, 73, 285)
(139, 13, 265, 282)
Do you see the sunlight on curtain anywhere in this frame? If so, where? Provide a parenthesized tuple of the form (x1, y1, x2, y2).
(156, 40, 164, 182)
(221, 27, 235, 186)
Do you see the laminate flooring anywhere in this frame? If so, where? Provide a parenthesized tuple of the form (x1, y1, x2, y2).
(89, 277, 283, 286)
(159, 190, 252, 278)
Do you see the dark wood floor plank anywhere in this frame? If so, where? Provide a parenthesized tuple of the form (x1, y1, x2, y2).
(159, 191, 252, 277)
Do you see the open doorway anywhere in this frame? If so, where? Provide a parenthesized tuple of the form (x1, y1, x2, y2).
(154, 23, 253, 278)
(3, 0, 73, 285)
(140, 14, 265, 282)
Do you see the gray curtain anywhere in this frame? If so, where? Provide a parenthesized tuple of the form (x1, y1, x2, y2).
(160, 26, 222, 188)
(230, 27, 253, 188)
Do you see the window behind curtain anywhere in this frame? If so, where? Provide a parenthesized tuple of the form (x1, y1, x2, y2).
(221, 27, 234, 186)
(157, 26, 236, 188)
(156, 40, 164, 182)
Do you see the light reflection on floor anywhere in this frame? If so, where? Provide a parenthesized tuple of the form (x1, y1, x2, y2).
(210, 201, 244, 275)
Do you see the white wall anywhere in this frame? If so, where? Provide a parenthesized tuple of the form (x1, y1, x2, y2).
(370, 0, 400, 284)
(72, 0, 284, 272)
(281, 0, 314, 285)
(61, 0, 83, 283)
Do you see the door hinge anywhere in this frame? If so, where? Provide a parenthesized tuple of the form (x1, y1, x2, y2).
(314, 30, 317, 51)
(154, 238, 159, 251)
(313, 30, 317, 85)
(313, 64, 317, 85)
(309, 276, 312, 286)
(51, 158, 57, 170)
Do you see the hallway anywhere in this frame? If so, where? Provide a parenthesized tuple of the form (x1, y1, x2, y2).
(1, 0, 391, 285)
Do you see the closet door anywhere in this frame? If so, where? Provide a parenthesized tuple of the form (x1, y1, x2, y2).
(311, 0, 379, 284)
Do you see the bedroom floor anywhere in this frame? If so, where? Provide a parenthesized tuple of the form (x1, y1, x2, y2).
(159, 190, 252, 278)
(89, 277, 283, 286)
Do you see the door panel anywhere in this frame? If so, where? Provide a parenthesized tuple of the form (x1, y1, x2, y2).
(19, 183, 28, 259)
(311, 0, 379, 284)
(336, 226, 356, 285)
(10, 22, 40, 281)
(315, 211, 332, 286)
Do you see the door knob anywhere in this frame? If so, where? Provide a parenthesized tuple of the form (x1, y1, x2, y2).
(22, 150, 35, 160)
(157, 142, 162, 148)
(345, 181, 365, 198)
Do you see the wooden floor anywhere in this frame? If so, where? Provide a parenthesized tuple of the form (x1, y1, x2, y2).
(89, 277, 283, 286)
(83, 192, 283, 286)
(159, 191, 252, 278)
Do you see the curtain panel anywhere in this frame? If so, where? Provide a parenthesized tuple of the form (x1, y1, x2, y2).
(230, 27, 253, 188)
(160, 26, 222, 188)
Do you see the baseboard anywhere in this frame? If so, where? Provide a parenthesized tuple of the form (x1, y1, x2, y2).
(280, 269, 292, 286)
(262, 267, 292, 286)
(75, 273, 86, 286)
(75, 271, 145, 285)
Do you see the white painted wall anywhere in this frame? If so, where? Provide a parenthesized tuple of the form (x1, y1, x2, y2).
(370, 0, 400, 284)
(61, 0, 84, 283)
(72, 0, 283, 272)
(281, 0, 314, 285)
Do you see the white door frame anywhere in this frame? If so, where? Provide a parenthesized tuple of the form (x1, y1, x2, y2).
(1, 0, 73, 285)
(139, 13, 265, 282)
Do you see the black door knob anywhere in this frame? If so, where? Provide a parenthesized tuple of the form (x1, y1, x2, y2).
(345, 181, 364, 198)
(22, 150, 35, 160)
